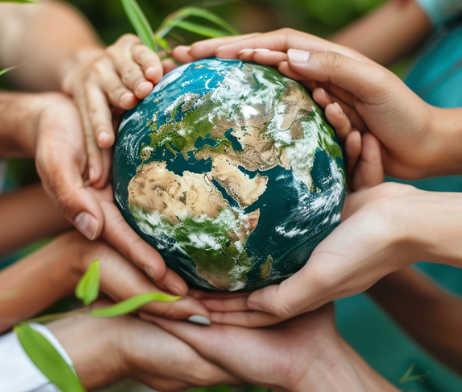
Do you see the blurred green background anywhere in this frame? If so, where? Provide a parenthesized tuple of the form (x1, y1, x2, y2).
(3, 0, 462, 391)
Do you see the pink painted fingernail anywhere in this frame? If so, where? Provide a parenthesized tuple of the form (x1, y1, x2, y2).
(288, 49, 310, 63)
(253, 48, 270, 53)
(144, 265, 157, 280)
(74, 212, 99, 241)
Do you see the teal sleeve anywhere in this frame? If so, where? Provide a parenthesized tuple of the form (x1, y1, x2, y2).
(414, 0, 462, 26)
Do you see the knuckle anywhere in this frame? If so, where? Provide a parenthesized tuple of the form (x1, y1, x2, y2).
(323, 51, 346, 70)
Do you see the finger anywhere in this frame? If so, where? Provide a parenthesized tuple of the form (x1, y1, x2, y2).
(36, 101, 104, 240)
(96, 58, 138, 109)
(325, 102, 352, 142)
(137, 375, 191, 392)
(153, 267, 190, 298)
(161, 58, 178, 74)
(171, 45, 195, 63)
(345, 130, 362, 178)
(312, 87, 332, 108)
(209, 311, 284, 327)
(98, 198, 170, 286)
(286, 49, 392, 104)
(184, 33, 262, 59)
(277, 61, 318, 91)
(91, 148, 112, 190)
(352, 132, 385, 190)
(107, 37, 154, 100)
(84, 80, 115, 150)
(132, 43, 163, 84)
(237, 49, 287, 66)
(200, 297, 250, 312)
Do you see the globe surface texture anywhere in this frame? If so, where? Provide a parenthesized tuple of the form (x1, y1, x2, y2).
(113, 58, 346, 291)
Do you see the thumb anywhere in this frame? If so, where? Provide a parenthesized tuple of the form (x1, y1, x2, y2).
(247, 263, 328, 318)
(286, 49, 391, 104)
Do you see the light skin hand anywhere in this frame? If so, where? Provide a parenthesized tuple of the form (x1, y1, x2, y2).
(143, 304, 398, 392)
(47, 306, 238, 391)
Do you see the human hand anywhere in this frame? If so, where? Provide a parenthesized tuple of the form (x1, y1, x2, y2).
(61, 34, 177, 187)
(173, 29, 456, 180)
(47, 304, 239, 391)
(34, 94, 186, 295)
(188, 181, 416, 327)
(67, 231, 210, 323)
(143, 304, 398, 392)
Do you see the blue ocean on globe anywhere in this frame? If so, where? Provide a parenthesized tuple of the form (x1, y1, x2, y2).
(113, 58, 346, 291)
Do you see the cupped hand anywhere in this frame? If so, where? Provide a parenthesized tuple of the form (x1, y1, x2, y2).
(47, 303, 239, 391)
(34, 95, 187, 295)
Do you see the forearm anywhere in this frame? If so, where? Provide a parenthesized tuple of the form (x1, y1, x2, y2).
(0, 232, 81, 333)
(369, 268, 462, 374)
(0, 1, 102, 91)
(330, 0, 431, 66)
(0, 184, 71, 255)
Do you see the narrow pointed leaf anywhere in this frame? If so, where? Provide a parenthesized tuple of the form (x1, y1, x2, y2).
(0, 64, 23, 77)
(154, 34, 171, 51)
(177, 7, 239, 35)
(121, 0, 157, 52)
(75, 259, 100, 306)
(15, 323, 86, 392)
(86, 292, 181, 317)
(167, 20, 228, 38)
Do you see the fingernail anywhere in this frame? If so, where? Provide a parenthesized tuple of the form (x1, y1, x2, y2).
(145, 66, 155, 78)
(121, 92, 134, 103)
(144, 265, 157, 280)
(74, 212, 99, 241)
(333, 102, 343, 116)
(239, 48, 254, 54)
(254, 48, 270, 53)
(97, 131, 109, 146)
(136, 81, 152, 95)
(167, 285, 182, 296)
(288, 49, 310, 63)
(188, 315, 211, 325)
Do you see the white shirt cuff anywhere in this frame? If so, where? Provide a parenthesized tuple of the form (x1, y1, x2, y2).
(0, 323, 74, 392)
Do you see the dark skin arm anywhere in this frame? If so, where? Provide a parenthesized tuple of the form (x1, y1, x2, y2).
(368, 267, 462, 374)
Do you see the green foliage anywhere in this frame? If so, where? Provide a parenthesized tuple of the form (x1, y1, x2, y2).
(400, 363, 430, 384)
(0, 64, 23, 77)
(166, 19, 228, 38)
(121, 0, 157, 52)
(86, 292, 181, 317)
(75, 259, 100, 305)
(15, 323, 86, 392)
(0, 0, 39, 3)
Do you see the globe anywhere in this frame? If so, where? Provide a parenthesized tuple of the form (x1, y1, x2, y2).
(113, 58, 346, 291)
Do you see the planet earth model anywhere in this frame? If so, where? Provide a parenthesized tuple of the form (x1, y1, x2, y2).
(113, 58, 346, 291)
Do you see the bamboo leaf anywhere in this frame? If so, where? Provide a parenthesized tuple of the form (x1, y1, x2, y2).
(154, 34, 171, 51)
(121, 0, 157, 52)
(167, 20, 228, 38)
(15, 323, 86, 392)
(86, 292, 181, 317)
(75, 260, 100, 306)
(0, 63, 24, 77)
(176, 7, 239, 35)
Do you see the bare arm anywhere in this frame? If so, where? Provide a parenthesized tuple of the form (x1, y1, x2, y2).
(368, 267, 462, 374)
(0, 1, 102, 91)
(330, 0, 431, 66)
(0, 185, 70, 255)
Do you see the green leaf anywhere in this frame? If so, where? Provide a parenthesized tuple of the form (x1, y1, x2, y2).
(121, 0, 157, 52)
(15, 323, 86, 392)
(0, 0, 39, 3)
(154, 34, 171, 51)
(175, 7, 239, 35)
(86, 292, 181, 317)
(167, 20, 228, 38)
(75, 259, 100, 306)
(0, 64, 23, 77)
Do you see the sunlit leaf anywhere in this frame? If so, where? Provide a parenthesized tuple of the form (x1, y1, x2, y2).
(75, 259, 100, 306)
(121, 0, 157, 52)
(154, 34, 171, 51)
(167, 20, 228, 38)
(15, 323, 86, 392)
(0, 64, 23, 77)
(175, 7, 239, 35)
(86, 292, 181, 317)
